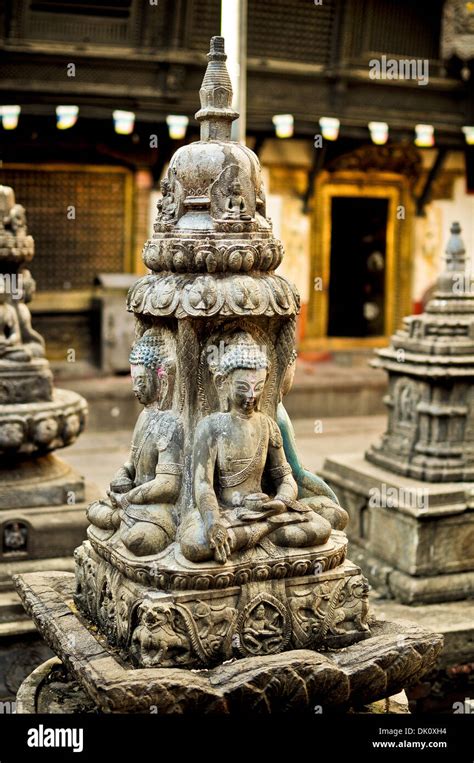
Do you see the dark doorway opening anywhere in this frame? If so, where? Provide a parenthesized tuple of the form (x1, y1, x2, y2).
(327, 196, 388, 338)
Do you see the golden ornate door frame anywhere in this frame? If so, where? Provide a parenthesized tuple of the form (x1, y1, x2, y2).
(305, 170, 413, 350)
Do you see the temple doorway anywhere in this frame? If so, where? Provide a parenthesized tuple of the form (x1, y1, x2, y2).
(305, 170, 413, 350)
(328, 196, 388, 338)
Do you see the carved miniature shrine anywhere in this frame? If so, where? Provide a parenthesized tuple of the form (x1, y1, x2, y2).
(0, 183, 96, 697)
(0, 185, 89, 605)
(324, 223, 474, 604)
(15, 39, 442, 712)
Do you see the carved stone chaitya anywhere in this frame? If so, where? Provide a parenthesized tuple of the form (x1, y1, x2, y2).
(367, 222, 474, 482)
(15, 38, 442, 712)
(0, 186, 92, 630)
(75, 36, 365, 670)
(323, 223, 474, 604)
(0, 187, 87, 459)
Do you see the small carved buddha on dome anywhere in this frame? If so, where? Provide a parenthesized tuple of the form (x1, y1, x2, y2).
(223, 179, 252, 221)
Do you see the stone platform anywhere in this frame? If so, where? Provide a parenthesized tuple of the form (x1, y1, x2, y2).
(322, 453, 474, 604)
(0, 454, 85, 510)
(0, 474, 94, 593)
(0, 485, 93, 700)
(14, 571, 442, 713)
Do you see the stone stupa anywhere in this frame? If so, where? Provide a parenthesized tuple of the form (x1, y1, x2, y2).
(324, 222, 474, 604)
(14, 38, 441, 714)
(0, 185, 93, 694)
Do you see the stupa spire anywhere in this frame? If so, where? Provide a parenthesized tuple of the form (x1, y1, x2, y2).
(195, 36, 238, 141)
(435, 221, 471, 296)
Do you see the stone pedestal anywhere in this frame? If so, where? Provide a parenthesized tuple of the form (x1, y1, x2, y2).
(322, 223, 474, 607)
(322, 453, 474, 604)
(14, 572, 442, 713)
(75, 532, 370, 668)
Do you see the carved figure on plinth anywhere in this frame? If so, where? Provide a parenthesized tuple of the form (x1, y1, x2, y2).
(223, 179, 252, 221)
(180, 334, 331, 564)
(72, 36, 369, 669)
(88, 330, 183, 556)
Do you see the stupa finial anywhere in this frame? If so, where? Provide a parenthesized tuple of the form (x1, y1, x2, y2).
(195, 36, 238, 142)
(444, 221, 466, 271)
(434, 220, 471, 296)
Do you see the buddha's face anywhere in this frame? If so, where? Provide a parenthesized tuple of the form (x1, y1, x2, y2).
(228, 367, 267, 415)
(131, 364, 160, 406)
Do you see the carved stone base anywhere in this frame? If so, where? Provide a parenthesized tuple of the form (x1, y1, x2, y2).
(0, 358, 52, 405)
(322, 452, 474, 603)
(14, 571, 443, 713)
(74, 534, 370, 667)
(14, 657, 410, 713)
(0, 502, 91, 585)
(0, 453, 86, 509)
(86, 526, 349, 590)
(0, 387, 88, 458)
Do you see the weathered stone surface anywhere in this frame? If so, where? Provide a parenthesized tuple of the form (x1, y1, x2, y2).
(441, 0, 474, 63)
(78, 35, 367, 671)
(323, 453, 474, 603)
(0, 185, 95, 639)
(16, 657, 95, 714)
(367, 223, 474, 482)
(0, 453, 86, 509)
(370, 595, 474, 671)
(14, 571, 443, 713)
(0, 633, 53, 703)
(16, 658, 411, 714)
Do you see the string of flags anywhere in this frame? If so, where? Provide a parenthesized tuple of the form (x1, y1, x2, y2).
(1, 105, 473, 146)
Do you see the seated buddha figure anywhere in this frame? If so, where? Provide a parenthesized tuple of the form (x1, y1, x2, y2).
(0, 276, 30, 362)
(87, 330, 183, 557)
(179, 334, 332, 564)
(223, 179, 252, 221)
